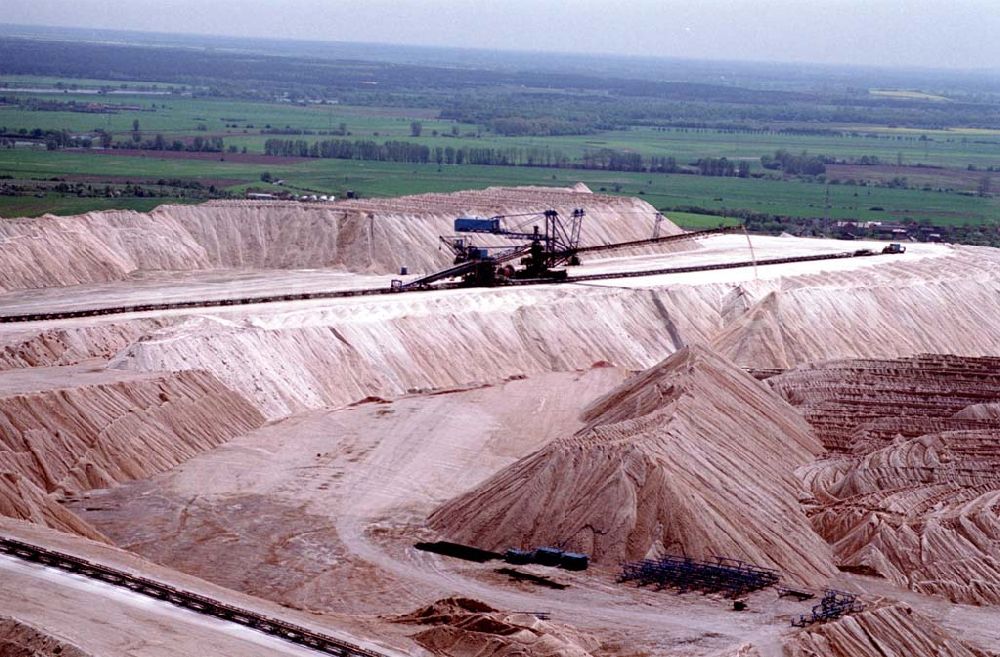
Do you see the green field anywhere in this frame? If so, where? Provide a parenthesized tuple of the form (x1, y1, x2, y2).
(4, 71, 1000, 228)
(3, 149, 997, 225)
(0, 91, 452, 141)
(0, 193, 200, 217)
(5, 83, 1000, 170)
(665, 211, 742, 229)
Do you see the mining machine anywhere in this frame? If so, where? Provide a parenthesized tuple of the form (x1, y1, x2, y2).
(411, 208, 586, 288)
(402, 209, 742, 290)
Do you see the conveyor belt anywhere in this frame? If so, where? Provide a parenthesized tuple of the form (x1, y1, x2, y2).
(402, 244, 532, 289)
(564, 250, 866, 283)
(0, 250, 889, 324)
(572, 225, 740, 256)
(0, 535, 388, 657)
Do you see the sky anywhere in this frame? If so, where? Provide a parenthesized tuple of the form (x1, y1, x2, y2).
(6, 0, 1000, 70)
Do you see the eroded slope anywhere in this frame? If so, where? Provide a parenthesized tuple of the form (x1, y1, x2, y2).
(771, 356, 1000, 604)
(0, 366, 264, 535)
(782, 603, 991, 657)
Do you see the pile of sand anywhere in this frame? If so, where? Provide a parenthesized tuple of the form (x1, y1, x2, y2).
(0, 367, 263, 535)
(394, 597, 600, 657)
(954, 403, 1000, 420)
(0, 473, 105, 541)
(430, 345, 835, 585)
(711, 248, 1000, 369)
(772, 356, 1000, 604)
(0, 616, 93, 657)
(110, 286, 692, 419)
(0, 320, 166, 371)
(0, 368, 264, 494)
(768, 354, 1000, 452)
(782, 603, 990, 657)
(25, 243, 996, 421)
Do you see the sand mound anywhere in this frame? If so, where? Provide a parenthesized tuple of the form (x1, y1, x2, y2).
(0, 473, 105, 541)
(394, 597, 600, 657)
(74, 241, 1000, 420)
(0, 320, 165, 371)
(430, 345, 835, 585)
(768, 354, 1000, 453)
(0, 616, 93, 657)
(711, 248, 1000, 369)
(782, 602, 989, 657)
(0, 210, 208, 292)
(0, 187, 678, 291)
(0, 368, 264, 495)
(773, 356, 1000, 604)
(955, 403, 1000, 420)
(719, 647, 761, 657)
(805, 432, 1000, 604)
(111, 285, 693, 419)
(394, 597, 498, 624)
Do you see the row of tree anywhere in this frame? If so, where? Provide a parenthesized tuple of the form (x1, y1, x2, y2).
(760, 149, 831, 175)
(261, 137, 757, 176)
(109, 133, 226, 152)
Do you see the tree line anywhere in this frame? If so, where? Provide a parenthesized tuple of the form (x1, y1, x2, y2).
(263, 136, 754, 176)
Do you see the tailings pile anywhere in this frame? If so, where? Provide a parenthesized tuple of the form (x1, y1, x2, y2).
(430, 345, 836, 585)
(770, 355, 1000, 604)
(393, 597, 600, 657)
(0, 366, 264, 536)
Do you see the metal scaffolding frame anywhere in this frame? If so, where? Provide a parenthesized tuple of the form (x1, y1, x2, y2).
(791, 589, 865, 627)
(618, 554, 780, 598)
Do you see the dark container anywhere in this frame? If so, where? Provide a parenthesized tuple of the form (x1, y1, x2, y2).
(559, 552, 589, 571)
(532, 547, 564, 567)
(504, 549, 533, 565)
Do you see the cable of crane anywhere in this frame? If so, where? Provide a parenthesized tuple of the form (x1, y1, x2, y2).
(742, 225, 759, 281)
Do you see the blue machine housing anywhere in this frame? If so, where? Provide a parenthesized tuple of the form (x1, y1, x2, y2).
(455, 216, 501, 233)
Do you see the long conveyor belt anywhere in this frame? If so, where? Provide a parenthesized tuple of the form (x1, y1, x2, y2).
(0, 250, 889, 324)
(0, 535, 389, 657)
(572, 225, 740, 256)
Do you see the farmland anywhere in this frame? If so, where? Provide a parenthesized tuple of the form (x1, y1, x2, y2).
(2, 29, 1000, 237)
(6, 88, 1000, 169)
(4, 148, 998, 226)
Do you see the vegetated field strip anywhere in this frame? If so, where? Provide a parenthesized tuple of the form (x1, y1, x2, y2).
(462, 127, 1000, 169)
(3, 149, 997, 224)
(662, 211, 741, 228)
(0, 149, 274, 180)
(869, 89, 952, 102)
(826, 163, 1000, 192)
(5, 82, 1000, 169)
(221, 123, 1000, 169)
(0, 74, 186, 88)
(0, 193, 200, 218)
(636, 173, 1000, 224)
(4, 70, 1000, 225)
(0, 88, 455, 136)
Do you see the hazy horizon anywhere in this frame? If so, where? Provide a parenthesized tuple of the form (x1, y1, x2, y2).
(5, 0, 1000, 72)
